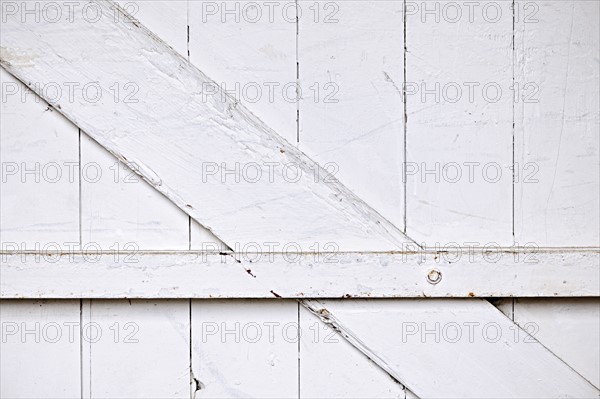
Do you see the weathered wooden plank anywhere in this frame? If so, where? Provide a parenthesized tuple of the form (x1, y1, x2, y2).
(299, 305, 410, 399)
(406, 1, 513, 245)
(0, 0, 412, 251)
(514, 0, 600, 246)
(80, 299, 190, 398)
(188, 0, 297, 143)
(304, 299, 599, 398)
(298, 0, 405, 229)
(2, 249, 597, 298)
(0, 300, 81, 398)
(191, 300, 298, 398)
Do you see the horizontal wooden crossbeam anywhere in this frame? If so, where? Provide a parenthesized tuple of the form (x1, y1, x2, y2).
(2, 248, 597, 298)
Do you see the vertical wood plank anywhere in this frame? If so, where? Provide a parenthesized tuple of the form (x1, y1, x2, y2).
(0, 68, 79, 248)
(188, 0, 297, 143)
(82, 300, 190, 398)
(78, 3, 193, 397)
(191, 300, 298, 398)
(514, 0, 599, 246)
(299, 305, 407, 399)
(1, 67, 81, 398)
(298, 0, 405, 230)
(406, 1, 513, 245)
(513, 298, 600, 388)
(0, 300, 81, 399)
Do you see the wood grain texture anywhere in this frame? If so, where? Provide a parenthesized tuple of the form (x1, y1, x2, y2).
(406, 1, 513, 245)
(298, 0, 405, 230)
(0, 0, 413, 251)
(514, 0, 600, 246)
(304, 299, 599, 398)
(2, 249, 597, 298)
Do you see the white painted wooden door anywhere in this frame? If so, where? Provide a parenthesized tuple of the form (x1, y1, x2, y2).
(1, 1, 598, 398)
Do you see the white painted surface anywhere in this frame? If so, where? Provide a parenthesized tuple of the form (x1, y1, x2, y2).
(115, 0, 188, 56)
(73, 6, 196, 397)
(1, 0, 599, 397)
(513, 298, 600, 389)
(81, 300, 190, 398)
(0, 69, 79, 248)
(299, 1, 405, 230)
(0, 67, 81, 398)
(188, 0, 297, 143)
(305, 299, 599, 398)
(514, 0, 600, 246)
(1, 0, 413, 251)
(299, 304, 409, 399)
(191, 300, 298, 398)
(0, 300, 81, 398)
(406, 1, 513, 245)
(81, 135, 190, 250)
(3, 249, 597, 298)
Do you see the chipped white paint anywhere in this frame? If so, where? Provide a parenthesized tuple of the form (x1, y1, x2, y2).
(304, 299, 599, 398)
(2, 249, 597, 298)
(0, 0, 412, 252)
